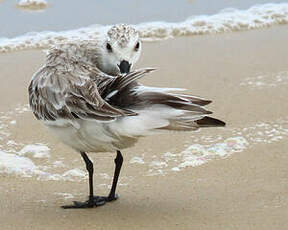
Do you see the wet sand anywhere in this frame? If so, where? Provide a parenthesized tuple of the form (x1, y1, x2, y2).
(0, 26, 288, 229)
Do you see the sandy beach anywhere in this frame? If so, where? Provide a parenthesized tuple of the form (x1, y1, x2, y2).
(0, 24, 288, 229)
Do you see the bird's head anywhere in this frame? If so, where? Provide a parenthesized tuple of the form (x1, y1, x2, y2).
(97, 24, 142, 75)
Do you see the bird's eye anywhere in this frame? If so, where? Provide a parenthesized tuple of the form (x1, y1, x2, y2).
(106, 43, 112, 52)
(134, 42, 140, 51)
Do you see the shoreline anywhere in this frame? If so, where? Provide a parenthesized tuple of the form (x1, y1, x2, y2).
(1, 3, 288, 53)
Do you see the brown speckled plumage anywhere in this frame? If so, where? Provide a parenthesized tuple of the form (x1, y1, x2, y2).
(107, 24, 138, 47)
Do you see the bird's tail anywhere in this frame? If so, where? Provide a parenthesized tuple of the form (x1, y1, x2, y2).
(132, 88, 226, 132)
(103, 68, 225, 134)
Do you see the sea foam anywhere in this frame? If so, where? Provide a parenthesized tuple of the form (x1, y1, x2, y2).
(0, 3, 288, 53)
(0, 151, 37, 176)
(17, 0, 48, 10)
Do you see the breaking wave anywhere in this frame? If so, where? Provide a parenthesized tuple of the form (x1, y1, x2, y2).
(0, 3, 288, 53)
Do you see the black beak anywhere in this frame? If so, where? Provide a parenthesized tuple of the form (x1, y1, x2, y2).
(118, 60, 131, 74)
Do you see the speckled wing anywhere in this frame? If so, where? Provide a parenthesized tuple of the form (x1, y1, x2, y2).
(28, 62, 136, 122)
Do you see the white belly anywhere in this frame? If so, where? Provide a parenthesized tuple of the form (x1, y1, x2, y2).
(45, 119, 138, 153)
(44, 105, 181, 153)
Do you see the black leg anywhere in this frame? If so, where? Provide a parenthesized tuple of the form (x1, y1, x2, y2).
(61, 152, 105, 209)
(61, 151, 123, 209)
(81, 151, 94, 201)
(107, 150, 123, 201)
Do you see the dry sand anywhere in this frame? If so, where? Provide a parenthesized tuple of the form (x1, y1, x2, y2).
(0, 25, 288, 229)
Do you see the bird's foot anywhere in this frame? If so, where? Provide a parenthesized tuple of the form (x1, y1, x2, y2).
(61, 196, 106, 209)
(94, 193, 119, 202)
(61, 194, 118, 209)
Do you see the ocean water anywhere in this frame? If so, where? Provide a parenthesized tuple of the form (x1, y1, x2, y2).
(0, 0, 287, 37)
(0, 1, 288, 52)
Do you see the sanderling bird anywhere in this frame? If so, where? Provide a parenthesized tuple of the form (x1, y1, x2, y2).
(28, 24, 225, 209)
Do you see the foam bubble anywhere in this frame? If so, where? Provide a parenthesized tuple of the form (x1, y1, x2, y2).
(35, 168, 87, 181)
(240, 71, 288, 89)
(19, 144, 50, 158)
(177, 137, 249, 169)
(62, 168, 87, 179)
(17, 0, 48, 10)
(54, 192, 74, 200)
(52, 160, 65, 168)
(0, 151, 38, 176)
(130, 156, 145, 164)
